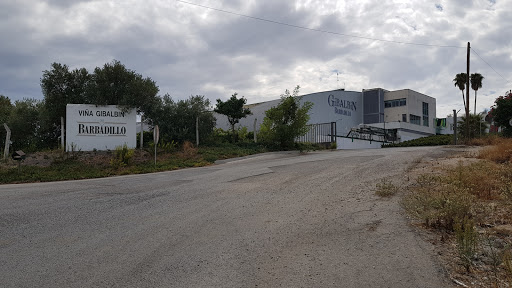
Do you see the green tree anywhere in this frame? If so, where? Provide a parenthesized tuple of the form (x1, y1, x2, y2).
(40, 60, 161, 147)
(7, 99, 42, 152)
(490, 92, 512, 137)
(86, 60, 160, 118)
(453, 73, 467, 110)
(41, 63, 91, 145)
(470, 73, 484, 115)
(457, 114, 488, 139)
(259, 86, 313, 149)
(154, 95, 215, 143)
(214, 93, 251, 142)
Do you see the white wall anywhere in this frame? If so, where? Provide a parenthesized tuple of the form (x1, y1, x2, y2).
(384, 89, 436, 135)
(66, 104, 136, 151)
(215, 89, 363, 137)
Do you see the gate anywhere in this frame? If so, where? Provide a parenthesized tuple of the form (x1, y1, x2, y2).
(296, 122, 336, 144)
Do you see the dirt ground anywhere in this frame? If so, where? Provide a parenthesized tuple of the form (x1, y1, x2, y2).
(405, 146, 512, 288)
(1, 149, 154, 169)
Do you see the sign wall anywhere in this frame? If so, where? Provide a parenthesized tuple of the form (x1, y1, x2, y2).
(66, 104, 136, 151)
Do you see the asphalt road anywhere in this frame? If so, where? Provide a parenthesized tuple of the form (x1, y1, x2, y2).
(0, 147, 460, 287)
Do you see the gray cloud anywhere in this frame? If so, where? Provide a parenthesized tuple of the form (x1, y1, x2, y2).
(0, 0, 511, 118)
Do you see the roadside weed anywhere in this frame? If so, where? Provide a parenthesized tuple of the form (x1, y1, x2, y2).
(375, 179, 399, 197)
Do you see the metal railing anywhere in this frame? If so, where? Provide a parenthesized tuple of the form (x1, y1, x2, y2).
(296, 122, 336, 144)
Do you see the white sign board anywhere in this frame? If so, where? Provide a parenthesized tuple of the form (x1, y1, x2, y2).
(66, 104, 136, 151)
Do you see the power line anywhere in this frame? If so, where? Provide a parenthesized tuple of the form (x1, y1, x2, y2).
(471, 47, 510, 83)
(177, 0, 509, 84)
(175, 0, 465, 49)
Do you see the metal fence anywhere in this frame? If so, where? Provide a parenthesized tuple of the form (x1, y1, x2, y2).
(296, 122, 336, 144)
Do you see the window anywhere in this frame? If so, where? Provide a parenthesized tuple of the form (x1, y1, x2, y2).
(402, 114, 407, 122)
(422, 102, 429, 127)
(410, 114, 421, 125)
(384, 98, 406, 108)
(423, 116, 429, 127)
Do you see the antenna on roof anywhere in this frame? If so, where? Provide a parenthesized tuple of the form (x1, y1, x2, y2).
(337, 72, 339, 89)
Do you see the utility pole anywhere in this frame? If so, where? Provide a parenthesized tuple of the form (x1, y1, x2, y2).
(453, 110, 457, 145)
(466, 42, 470, 140)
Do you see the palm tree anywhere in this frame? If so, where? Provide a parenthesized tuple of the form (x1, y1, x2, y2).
(470, 73, 484, 115)
(453, 73, 467, 111)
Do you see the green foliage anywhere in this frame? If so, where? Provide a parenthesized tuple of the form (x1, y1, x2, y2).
(453, 72, 468, 109)
(295, 142, 324, 153)
(0, 144, 268, 184)
(259, 86, 313, 149)
(214, 93, 251, 142)
(40, 60, 161, 146)
(197, 142, 267, 163)
(110, 144, 134, 168)
(470, 73, 484, 115)
(207, 127, 255, 145)
(383, 134, 453, 148)
(490, 92, 512, 137)
(41, 63, 91, 145)
(149, 140, 178, 153)
(209, 128, 232, 144)
(7, 99, 44, 152)
(153, 94, 215, 143)
(136, 131, 153, 148)
(87, 60, 160, 116)
(457, 114, 488, 140)
(236, 126, 249, 142)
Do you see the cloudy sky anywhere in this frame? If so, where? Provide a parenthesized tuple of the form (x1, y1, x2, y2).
(1, 0, 510, 117)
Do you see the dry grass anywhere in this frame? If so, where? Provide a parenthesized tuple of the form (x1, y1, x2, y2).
(375, 180, 399, 197)
(180, 141, 198, 158)
(403, 139, 512, 287)
(479, 138, 512, 163)
(467, 134, 504, 146)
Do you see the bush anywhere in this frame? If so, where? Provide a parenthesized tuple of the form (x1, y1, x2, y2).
(136, 131, 153, 148)
(375, 179, 399, 197)
(383, 134, 453, 148)
(110, 144, 134, 168)
(181, 141, 197, 158)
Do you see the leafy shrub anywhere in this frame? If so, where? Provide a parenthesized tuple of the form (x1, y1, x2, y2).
(136, 131, 153, 148)
(295, 142, 325, 153)
(110, 144, 134, 168)
(208, 128, 232, 144)
(237, 126, 250, 142)
(159, 140, 178, 153)
(383, 134, 453, 148)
